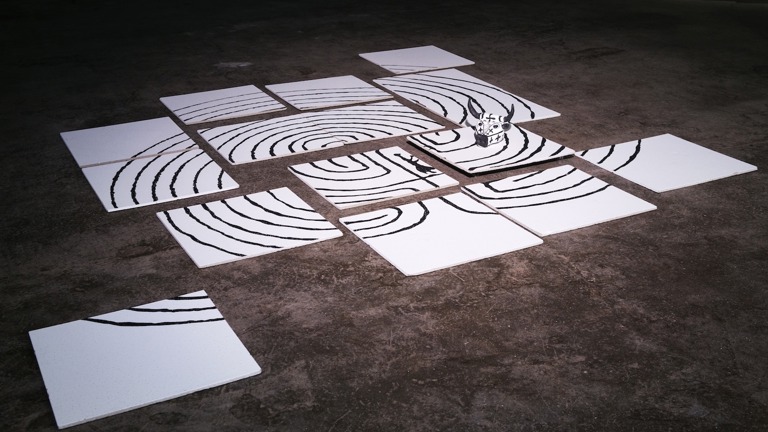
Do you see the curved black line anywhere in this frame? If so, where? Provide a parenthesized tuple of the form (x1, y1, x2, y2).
(159, 151, 203, 199)
(220, 200, 336, 231)
(172, 91, 270, 112)
(130, 155, 164, 205)
(191, 157, 216, 194)
(483, 167, 579, 193)
(201, 203, 320, 241)
(243, 194, 326, 222)
(438, 195, 496, 215)
(497, 184, 611, 209)
(84, 317, 225, 327)
(161, 211, 246, 257)
(362, 202, 429, 239)
(613, 140, 642, 172)
(184, 207, 284, 248)
(597, 145, 615, 164)
(128, 306, 218, 313)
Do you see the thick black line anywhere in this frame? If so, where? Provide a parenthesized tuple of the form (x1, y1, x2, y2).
(203, 202, 320, 240)
(597, 145, 616, 164)
(184, 207, 284, 248)
(161, 211, 246, 257)
(128, 306, 218, 313)
(438, 195, 496, 215)
(173, 92, 270, 112)
(362, 202, 430, 239)
(156, 151, 201, 200)
(483, 167, 578, 194)
(613, 140, 642, 172)
(497, 184, 611, 209)
(84, 317, 225, 327)
(130, 155, 164, 205)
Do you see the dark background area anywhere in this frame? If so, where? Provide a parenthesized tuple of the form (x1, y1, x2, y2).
(2, 0, 767, 430)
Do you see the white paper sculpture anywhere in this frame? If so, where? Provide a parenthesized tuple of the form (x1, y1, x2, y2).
(81, 149, 239, 212)
(158, 187, 343, 267)
(359, 45, 474, 74)
(464, 165, 657, 236)
(160, 85, 285, 124)
(198, 100, 444, 164)
(408, 125, 573, 175)
(374, 68, 560, 126)
(290, 146, 458, 209)
(577, 133, 758, 192)
(340, 192, 542, 275)
(266, 75, 391, 110)
(29, 290, 261, 429)
(61, 117, 197, 167)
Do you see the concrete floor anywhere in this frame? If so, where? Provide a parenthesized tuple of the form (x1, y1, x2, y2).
(2, 0, 767, 430)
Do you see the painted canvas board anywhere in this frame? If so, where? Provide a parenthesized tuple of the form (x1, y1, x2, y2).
(29, 290, 261, 429)
(340, 192, 542, 276)
(464, 165, 657, 236)
(374, 68, 560, 126)
(408, 125, 573, 175)
(160, 85, 285, 124)
(158, 187, 343, 268)
(290, 146, 458, 209)
(61, 117, 197, 167)
(359, 45, 474, 74)
(266, 75, 391, 110)
(198, 100, 444, 164)
(577, 133, 758, 192)
(81, 149, 239, 212)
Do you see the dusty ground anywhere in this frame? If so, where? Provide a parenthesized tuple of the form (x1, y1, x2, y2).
(2, 0, 767, 430)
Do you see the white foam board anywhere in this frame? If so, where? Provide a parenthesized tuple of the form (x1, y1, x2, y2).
(29, 290, 261, 429)
(577, 133, 758, 192)
(374, 68, 560, 126)
(359, 45, 474, 74)
(340, 192, 542, 276)
(198, 100, 444, 164)
(290, 145, 458, 209)
(81, 149, 239, 212)
(158, 187, 343, 268)
(464, 164, 657, 236)
(408, 125, 573, 175)
(266, 75, 391, 110)
(60, 117, 197, 167)
(160, 85, 285, 124)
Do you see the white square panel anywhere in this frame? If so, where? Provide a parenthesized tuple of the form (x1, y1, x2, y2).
(266, 75, 391, 110)
(577, 133, 758, 192)
(81, 149, 239, 212)
(61, 117, 197, 167)
(198, 100, 443, 164)
(160, 85, 285, 124)
(359, 45, 474, 74)
(464, 165, 657, 236)
(158, 187, 343, 268)
(290, 146, 458, 209)
(374, 68, 560, 126)
(340, 192, 542, 276)
(408, 126, 573, 175)
(29, 290, 261, 429)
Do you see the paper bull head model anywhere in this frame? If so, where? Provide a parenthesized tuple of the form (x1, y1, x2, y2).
(464, 99, 515, 147)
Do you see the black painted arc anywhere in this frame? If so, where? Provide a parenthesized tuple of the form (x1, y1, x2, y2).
(129, 154, 164, 205)
(171, 294, 210, 300)
(315, 173, 448, 194)
(195, 102, 283, 123)
(416, 72, 537, 120)
(200, 203, 319, 241)
(331, 188, 421, 205)
(129, 306, 218, 313)
(597, 145, 616, 164)
(182, 207, 283, 249)
(476, 174, 597, 201)
(484, 136, 547, 170)
(161, 211, 245, 257)
(438, 195, 497, 215)
(109, 159, 136, 208)
(410, 130, 472, 154)
(613, 140, 642, 172)
(347, 207, 403, 231)
(177, 94, 273, 118)
(267, 189, 320, 214)
(496, 184, 611, 209)
(220, 199, 335, 231)
(156, 150, 203, 200)
(376, 80, 465, 123)
(129, 132, 190, 159)
(83, 316, 225, 327)
(244, 194, 327, 222)
(362, 201, 430, 239)
(550, 145, 568, 156)
(172, 91, 271, 112)
(191, 157, 216, 195)
(483, 167, 578, 194)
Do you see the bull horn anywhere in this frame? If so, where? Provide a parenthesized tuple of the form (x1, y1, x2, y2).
(467, 98, 483, 120)
(503, 105, 515, 123)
